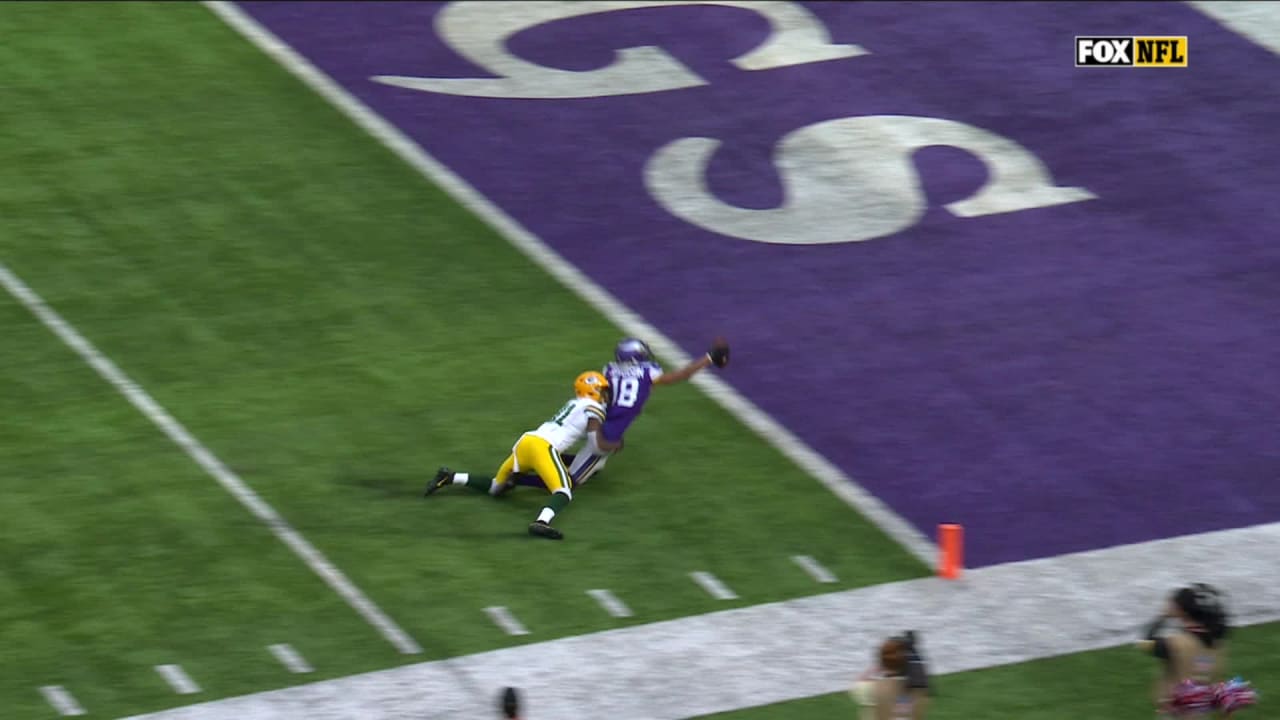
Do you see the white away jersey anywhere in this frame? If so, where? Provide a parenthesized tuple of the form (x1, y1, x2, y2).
(528, 396, 607, 453)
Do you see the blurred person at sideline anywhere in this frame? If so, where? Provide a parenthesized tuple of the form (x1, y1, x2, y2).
(1134, 583, 1256, 717)
(850, 633, 930, 720)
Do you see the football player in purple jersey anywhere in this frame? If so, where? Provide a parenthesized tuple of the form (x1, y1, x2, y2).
(506, 337, 729, 491)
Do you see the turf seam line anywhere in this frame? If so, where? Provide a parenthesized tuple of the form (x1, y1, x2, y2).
(690, 571, 739, 600)
(155, 665, 201, 695)
(587, 588, 634, 618)
(39, 686, 86, 716)
(0, 262, 423, 656)
(200, 0, 937, 570)
(268, 644, 314, 674)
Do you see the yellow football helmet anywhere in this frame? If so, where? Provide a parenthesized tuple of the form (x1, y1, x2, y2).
(574, 370, 610, 405)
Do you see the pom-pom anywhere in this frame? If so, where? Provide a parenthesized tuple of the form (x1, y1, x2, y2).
(1170, 678, 1258, 716)
(1215, 677, 1259, 715)
(849, 680, 876, 706)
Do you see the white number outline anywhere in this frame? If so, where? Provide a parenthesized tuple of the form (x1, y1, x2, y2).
(611, 375, 641, 408)
(375, 2, 1097, 244)
(645, 114, 1096, 245)
(372, 1, 867, 99)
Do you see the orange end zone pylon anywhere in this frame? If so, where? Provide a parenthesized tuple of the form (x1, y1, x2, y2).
(938, 523, 964, 580)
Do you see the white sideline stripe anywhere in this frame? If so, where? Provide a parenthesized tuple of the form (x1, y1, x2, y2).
(791, 554, 838, 584)
(268, 644, 314, 674)
(202, 0, 936, 569)
(155, 665, 201, 695)
(0, 263, 422, 656)
(39, 686, 86, 716)
(587, 588, 634, 618)
(485, 606, 530, 636)
(1188, 2, 1280, 57)
(690, 571, 738, 600)
(122, 522, 1280, 720)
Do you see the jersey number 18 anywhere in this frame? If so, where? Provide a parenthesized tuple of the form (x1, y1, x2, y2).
(610, 376, 640, 408)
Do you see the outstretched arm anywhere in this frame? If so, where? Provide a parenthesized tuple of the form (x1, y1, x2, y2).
(587, 417, 623, 451)
(653, 338, 729, 386)
(653, 355, 712, 386)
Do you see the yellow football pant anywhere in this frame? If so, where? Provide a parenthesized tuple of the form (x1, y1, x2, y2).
(495, 435, 572, 496)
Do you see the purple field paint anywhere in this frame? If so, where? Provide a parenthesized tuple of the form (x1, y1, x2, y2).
(239, 1, 1280, 566)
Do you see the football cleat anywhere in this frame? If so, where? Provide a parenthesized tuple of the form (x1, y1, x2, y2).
(573, 370, 610, 404)
(424, 467, 452, 497)
(528, 520, 564, 540)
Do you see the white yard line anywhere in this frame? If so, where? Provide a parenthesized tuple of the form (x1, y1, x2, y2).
(690, 571, 739, 600)
(587, 588, 635, 618)
(268, 644, 314, 674)
(38, 686, 86, 716)
(484, 606, 531, 636)
(791, 554, 838, 584)
(201, 0, 936, 569)
(1188, 1, 1280, 57)
(123, 522, 1280, 720)
(155, 665, 202, 695)
(0, 262, 421, 656)
(105, 5, 1280, 718)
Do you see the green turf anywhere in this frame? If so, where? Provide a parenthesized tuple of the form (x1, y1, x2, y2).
(0, 2, 923, 715)
(696, 621, 1278, 720)
(0, 299, 412, 717)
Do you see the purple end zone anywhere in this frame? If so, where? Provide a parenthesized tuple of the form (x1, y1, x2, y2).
(238, 1, 1280, 566)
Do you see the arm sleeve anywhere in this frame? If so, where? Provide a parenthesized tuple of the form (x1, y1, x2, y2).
(585, 403, 607, 423)
(648, 364, 664, 381)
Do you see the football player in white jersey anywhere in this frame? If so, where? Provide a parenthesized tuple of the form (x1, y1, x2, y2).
(424, 371, 621, 540)
(506, 337, 730, 489)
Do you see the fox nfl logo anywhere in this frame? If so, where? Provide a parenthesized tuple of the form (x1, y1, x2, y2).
(1075, 36, 1188, 67)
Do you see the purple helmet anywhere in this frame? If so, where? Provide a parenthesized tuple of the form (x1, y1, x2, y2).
(614, 338, 653, 364)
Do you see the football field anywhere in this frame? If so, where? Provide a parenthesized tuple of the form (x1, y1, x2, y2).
(3, 2, 1279, 718)
(0, 3, 924, 717)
